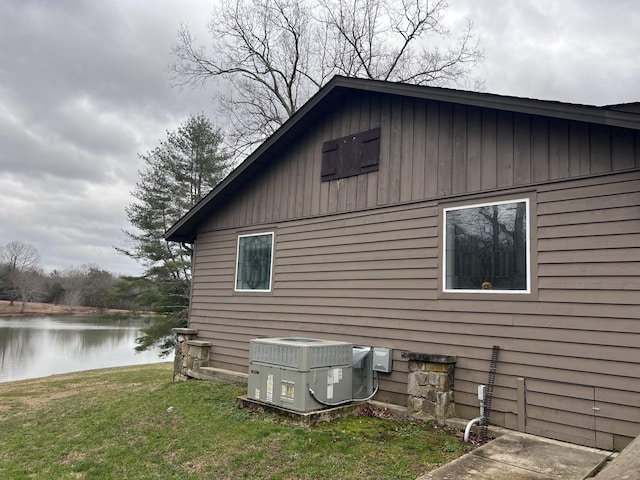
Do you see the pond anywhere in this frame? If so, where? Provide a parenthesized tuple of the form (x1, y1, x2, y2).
(0, 315, 169, 383)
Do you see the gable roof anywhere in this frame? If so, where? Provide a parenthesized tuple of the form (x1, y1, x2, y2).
(166, 75, 640, 243)
(605, 102, 640, 114)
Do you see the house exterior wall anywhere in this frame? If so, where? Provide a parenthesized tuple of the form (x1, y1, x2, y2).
(188, 90, 640, 450)
(205, 91, 640, 231)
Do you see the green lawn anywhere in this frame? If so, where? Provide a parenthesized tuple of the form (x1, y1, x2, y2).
(0, 363, 472, 479)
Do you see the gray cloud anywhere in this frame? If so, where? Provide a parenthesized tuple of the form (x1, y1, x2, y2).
(0, 0, 638, 276)
(0, 0, 216, 275)
(457, 0, 640, 104)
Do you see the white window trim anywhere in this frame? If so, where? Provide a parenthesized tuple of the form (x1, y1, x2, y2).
(442, 198, 531, 294)
(234, 231, 274, 292)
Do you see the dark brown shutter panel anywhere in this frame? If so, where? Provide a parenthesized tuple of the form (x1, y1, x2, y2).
(359, 127, 380, 172)
(321, 141, 339, 180)
(321, 127, 380, 182)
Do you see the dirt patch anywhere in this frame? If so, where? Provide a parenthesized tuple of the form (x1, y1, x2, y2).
(184, 457, 209, 474)
(58, 450, 87, 466)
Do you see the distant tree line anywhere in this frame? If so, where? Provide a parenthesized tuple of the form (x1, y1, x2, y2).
(0, 240, 149, 313)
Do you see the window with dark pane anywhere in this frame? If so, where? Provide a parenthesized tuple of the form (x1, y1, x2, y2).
(444, 200, 529, 292)
(236, 232, 273, 291)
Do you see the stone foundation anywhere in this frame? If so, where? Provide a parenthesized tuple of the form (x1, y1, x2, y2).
(172, 328, 249, 384)
(403, 352, 457, 424)
(172, 328, 211, 381)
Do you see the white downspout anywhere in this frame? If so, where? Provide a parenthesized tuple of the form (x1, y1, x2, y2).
(464, 385, 486, 442)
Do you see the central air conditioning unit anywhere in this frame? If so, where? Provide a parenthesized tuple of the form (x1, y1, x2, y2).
(247, 337, 354, 413)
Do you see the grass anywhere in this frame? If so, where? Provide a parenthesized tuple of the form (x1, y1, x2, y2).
(0, 363, 473, 479)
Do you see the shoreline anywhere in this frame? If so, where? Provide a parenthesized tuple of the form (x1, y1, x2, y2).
(0, 300, 132, 317)
(0, 361, 172, 386)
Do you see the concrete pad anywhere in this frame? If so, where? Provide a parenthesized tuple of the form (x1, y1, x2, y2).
(418, 432, 610, 480)
(474, 433, 610, 478)
(417, 454, 554, 480)
(236, 395, 363, 425)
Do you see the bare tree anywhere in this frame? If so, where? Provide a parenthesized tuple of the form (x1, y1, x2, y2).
(0, 241, 41, 305)
(171, 0, 483, 154)
(14, 268, 47, 312)
(59, 266, 88, 313)
(322, 0, 482, 85)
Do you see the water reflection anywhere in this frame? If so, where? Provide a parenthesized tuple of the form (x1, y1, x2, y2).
(0, 316, 167, 383)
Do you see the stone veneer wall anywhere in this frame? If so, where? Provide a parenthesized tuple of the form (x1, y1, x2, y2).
(172, 328, 211, 381)
(403, 352, 457, 424)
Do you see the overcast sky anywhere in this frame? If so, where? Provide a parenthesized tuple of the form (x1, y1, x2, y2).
(1, 0, 638, 276)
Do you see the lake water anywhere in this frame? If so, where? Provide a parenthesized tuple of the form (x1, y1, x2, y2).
(0, 315, 168, 383)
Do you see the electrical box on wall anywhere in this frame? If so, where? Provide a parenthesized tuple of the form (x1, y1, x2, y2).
(372, 347, 392, 373)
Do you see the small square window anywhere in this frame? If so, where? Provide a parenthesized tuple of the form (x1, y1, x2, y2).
(443, 199, 530, 293)
(235, 232, 274, 292)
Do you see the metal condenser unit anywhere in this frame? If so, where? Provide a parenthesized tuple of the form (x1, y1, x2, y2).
(247, 337, 353, 412)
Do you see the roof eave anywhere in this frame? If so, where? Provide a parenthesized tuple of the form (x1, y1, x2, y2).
(343, 77, 640, 130)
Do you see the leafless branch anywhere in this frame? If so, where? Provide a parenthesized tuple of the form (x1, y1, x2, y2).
(170, 0, 483, 156)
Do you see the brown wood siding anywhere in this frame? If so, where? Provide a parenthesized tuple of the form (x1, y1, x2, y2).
(201, 93, 640, 233)
(189, 90, 640, 448)
(191, 169, 640, 449)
